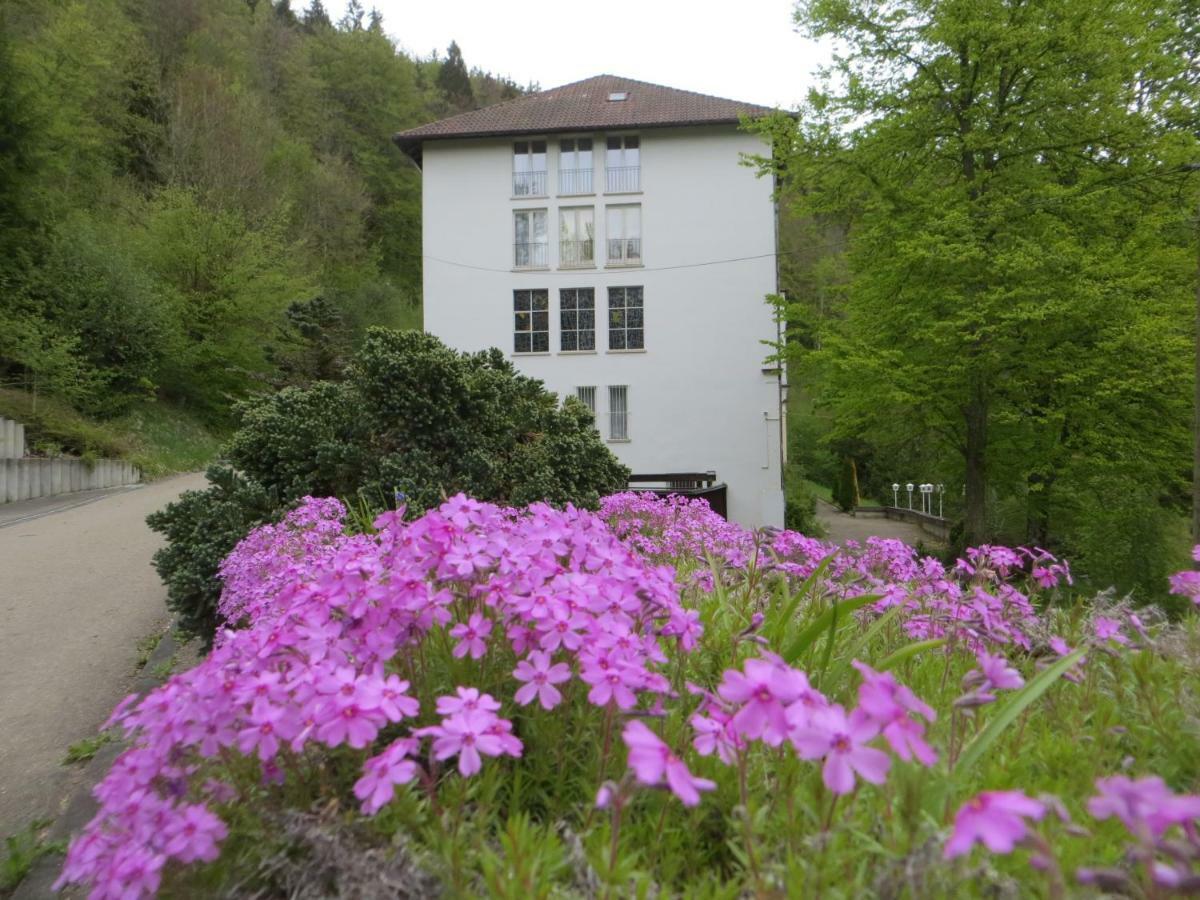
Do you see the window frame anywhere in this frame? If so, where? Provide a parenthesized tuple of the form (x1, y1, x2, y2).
(559, 287, 596, 353)
(605, 135, 640, 193)
(513, 208, 549, 269)
(605, 204, 642, 266)
(558, 137, 594, 195)
(559, 206, 595, 268)
(575, 385, 597, 416)
(607, 286, 644, 351)
(513, 289, 550, 354)
(512, 140, 548, 197)
(608, 385, 630, 441)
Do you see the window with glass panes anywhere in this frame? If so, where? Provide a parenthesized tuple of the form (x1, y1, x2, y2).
(559, 288, 595, 351)
(605, 136, 640, 192)
(607, 286, 643, 350)
(606, 205, 641, 264)
(559, 207, 594, 267)
(609, 385, 629, 440)
(514, 209, 548, 268)
(513, 289, 549, 353)
(513, 140, 547, 196)
(575, 386, 596, 415)
(559, 138, 593, 194)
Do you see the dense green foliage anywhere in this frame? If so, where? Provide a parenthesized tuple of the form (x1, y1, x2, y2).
(149, 329, 630, 638)
(146, 466, 279, 637)
(759, 0, 1200, 598)
(0, 0, 519, 425)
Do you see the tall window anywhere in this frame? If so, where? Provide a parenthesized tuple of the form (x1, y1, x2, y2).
(514, 210, 548, 268)
(559, 207, 594, 267)
(559, 138, 593, 194)
(606, 205, 641, 265)
(608, 286, 644, 350)
(513, 289, 549, 353)
(560, 288, 595, 351)
(513, 140, 547, 196)
(609, 386, 629, 440)
(605, 135, 640, 192)
(575, 386, 596, 415)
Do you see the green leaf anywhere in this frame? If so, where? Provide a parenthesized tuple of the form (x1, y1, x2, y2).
(954, 647, 1086, 777)
(875, 637, 946, 671)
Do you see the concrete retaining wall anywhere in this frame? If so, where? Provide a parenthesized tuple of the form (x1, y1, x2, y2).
(0, 416, 140, 503)
(0, 417, 25, 459)
(882, 506, 952, 542)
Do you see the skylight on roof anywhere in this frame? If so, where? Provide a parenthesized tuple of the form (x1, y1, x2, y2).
(608, 91, 629, 102)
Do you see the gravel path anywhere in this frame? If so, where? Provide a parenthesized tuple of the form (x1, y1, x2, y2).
(0, 473, 206, 837)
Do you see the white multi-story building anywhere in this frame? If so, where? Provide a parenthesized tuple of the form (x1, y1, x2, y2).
(394, 75, 785, 528)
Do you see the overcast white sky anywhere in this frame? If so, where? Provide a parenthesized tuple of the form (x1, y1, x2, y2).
(326, 1, 826, 110)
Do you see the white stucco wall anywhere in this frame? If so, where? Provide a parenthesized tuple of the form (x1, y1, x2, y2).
(421, 125, 784, 528)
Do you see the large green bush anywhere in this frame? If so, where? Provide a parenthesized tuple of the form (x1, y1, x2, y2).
(149, 328, 630, 638)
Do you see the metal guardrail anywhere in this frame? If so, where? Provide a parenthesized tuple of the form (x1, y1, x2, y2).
(559, 168, 593, 194)
(606, 165, 640, 193)
(513, 170, 547, 196)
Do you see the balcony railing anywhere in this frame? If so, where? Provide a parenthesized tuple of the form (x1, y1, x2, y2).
(560, 239, 595, 267)
(559, 168, 593, 195)
(513, 170, 547, 196)
(606, 165, 640, 193)
(514, 242, 549, 269)
(606, 237, 642, 265)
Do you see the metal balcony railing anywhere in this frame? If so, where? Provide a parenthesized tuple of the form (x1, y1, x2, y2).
(514, 242, 549, 268)
(606, 165, 640, 193)
(513, 170, 547, 196)
(606, 237, 642, 264)
(559, 168, 593, 195)
(560, 239, 594, 267)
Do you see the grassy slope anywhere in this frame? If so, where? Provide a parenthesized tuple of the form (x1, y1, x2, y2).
(0, 388, 221, 479)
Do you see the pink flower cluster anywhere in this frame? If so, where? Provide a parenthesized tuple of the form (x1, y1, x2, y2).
(59, 494, 699, 898)
(1168, 546, 1200, 606)
(948, 776, 1200, 889)
(605, 491, 1072, 655)
(675, 653, 935, 800)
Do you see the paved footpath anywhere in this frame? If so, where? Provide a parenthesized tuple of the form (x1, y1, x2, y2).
(815, 500, 933, 547)
(0, 473, 206, 838)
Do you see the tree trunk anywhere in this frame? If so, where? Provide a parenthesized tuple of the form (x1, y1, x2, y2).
(964, 387, 988, 545)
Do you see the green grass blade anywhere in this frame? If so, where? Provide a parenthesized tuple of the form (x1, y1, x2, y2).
(767, 554, 835, 646)
(782, 592, 877, 666)
(954, 647, 1087, 777)
(875, 637, 946, 671)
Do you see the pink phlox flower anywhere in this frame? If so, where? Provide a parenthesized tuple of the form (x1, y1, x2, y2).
(1088, 776, 1200, 840)
(789, 705, 891, 794)
(314, 695, 384, 749)
(354, 738, 420, 815)
(718, 654, 810, 746)
(851, 661, 937, 766)
(369, 674, 420, 722)
(944, 791, 1046, 858)
(512, 651, 571, 710)
(236, 699, 289, 760)
(449, 611, 493, 659)
(537, 606, 589, 652)
(436, 686, 501, 717)
(690, 708, 743, 765)
(162, 803, 228, 863)
(580, 656, 641, 710)
(425, 710, 507, 776)
(622, 720, 715, 806)
(483, 716, 524, 757)
(1093, 616, 1129, 646)
(976, 651, 1024, 692)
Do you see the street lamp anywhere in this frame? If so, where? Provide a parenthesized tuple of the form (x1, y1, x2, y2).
(905, 483, 914, 510)
(891, 483, 900, 507)
(937, 483, 944, 519)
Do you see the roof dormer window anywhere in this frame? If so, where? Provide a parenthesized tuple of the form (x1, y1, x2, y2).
(608, 91, 629, 102)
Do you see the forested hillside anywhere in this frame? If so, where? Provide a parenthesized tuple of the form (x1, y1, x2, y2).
(0, 0, 519, 454)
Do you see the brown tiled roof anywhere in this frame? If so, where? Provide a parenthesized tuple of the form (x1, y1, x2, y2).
(393, 75, 777, 160)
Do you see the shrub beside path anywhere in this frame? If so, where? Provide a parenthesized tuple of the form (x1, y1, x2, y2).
(0, 473, 206, 839)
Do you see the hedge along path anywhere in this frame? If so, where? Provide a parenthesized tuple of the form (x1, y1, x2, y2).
(0, 472, 207, 839)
